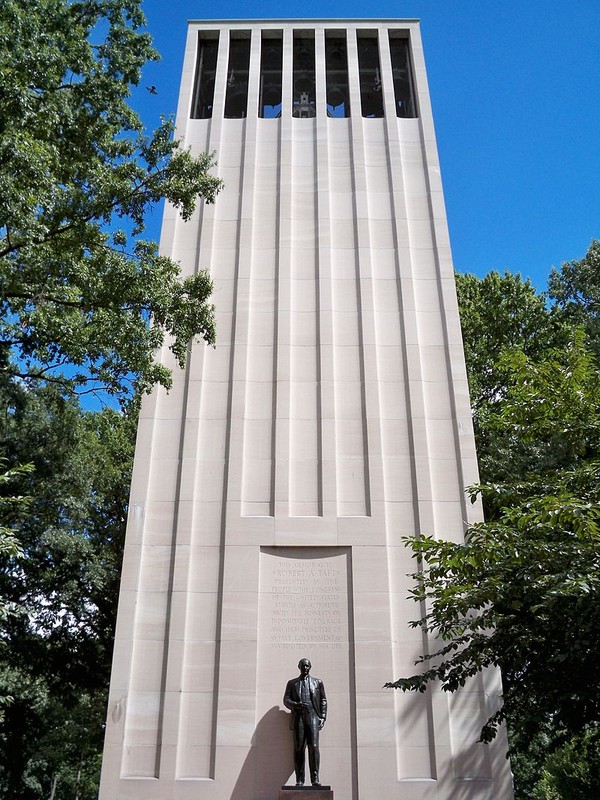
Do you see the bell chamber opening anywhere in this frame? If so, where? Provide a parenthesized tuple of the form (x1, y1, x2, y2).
(259, 31, 283, 118)
(188, 25, 420, 121)
(325, 31, 350, 118)
(389, 32, 417, 118)
(292, 30, 316, 118)
(190, 32, 219, 119)
(224, 32, 251, 119)
(357, 31, 385, 118)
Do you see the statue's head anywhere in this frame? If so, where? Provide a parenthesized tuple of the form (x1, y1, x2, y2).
(298, 658, 312, 676)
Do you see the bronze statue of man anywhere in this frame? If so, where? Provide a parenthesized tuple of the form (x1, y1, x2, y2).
(283, 658, 327, 787)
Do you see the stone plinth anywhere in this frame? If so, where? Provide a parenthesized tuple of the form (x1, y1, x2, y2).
(280, 787, 333, 800)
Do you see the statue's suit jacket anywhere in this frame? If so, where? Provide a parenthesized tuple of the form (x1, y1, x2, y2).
(284, 675, 327, 729)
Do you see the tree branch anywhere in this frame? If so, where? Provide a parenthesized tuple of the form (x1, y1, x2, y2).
(0, 170, 165, 260)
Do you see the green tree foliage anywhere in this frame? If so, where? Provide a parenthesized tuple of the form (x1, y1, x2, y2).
(531, 726, 600, 800)
(455, 270, 564, 412)
(389, 254, 600, 797)
(388, 460, 600, 741)
(549, 240, 600, 358)
(0, 461, 31, 561)
(387, 338, 600, 741)
(0, 1, 224, 795)
(0, 460, 33, 629)
(0, 0, 222, 400)
(389, 259, 600, 763)
(0, 379, 136, 798)
(454, 271, 569, 482)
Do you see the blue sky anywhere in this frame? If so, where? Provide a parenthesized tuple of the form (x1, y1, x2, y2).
(136, 1, 600, 290)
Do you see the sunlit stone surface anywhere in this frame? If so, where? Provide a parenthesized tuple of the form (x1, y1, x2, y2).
(99, 19, 514, 800)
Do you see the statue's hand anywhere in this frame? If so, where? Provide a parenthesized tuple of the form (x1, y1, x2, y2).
(318, 718, 325, 730)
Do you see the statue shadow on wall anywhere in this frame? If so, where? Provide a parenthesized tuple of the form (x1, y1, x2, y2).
(230, 706, 294, 800)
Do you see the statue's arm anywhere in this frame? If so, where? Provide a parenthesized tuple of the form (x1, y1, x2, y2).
(319, 681, 327, 720)
(283, 680, 299, 711)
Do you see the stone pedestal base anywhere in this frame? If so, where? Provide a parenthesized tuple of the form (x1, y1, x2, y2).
(280, 787, 333, 800)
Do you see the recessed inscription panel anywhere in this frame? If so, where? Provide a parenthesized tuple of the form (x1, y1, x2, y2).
(265, 555, 346, 649)
(256, 547, 356, 799)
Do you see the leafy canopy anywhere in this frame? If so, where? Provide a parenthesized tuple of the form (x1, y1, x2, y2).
(0, 460, 33, 624)
(549, 239, 600, 358)
(389, 460, 600, 742)
(0, 379, 137, 799)
(0, 2, 223, 794)
(454, 270, 570, 483)
(0, 0, 222, 400)
(455, 270, 565, 413)
(388, 256, 600, 746)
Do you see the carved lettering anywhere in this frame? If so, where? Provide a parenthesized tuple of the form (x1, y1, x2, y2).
(264, 557, 346, 649)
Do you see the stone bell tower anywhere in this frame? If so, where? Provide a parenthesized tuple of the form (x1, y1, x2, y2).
(100, 19, 513, 800)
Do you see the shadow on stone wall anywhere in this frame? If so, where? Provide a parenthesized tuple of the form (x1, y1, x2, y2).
(230, 706, 294, 800)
